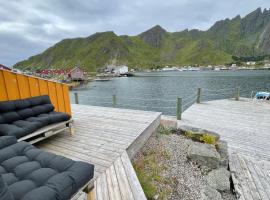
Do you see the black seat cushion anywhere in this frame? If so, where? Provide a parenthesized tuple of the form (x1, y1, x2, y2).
(0, 136, 94, 200)
(0, 175, 14, 200)
(0, 96, 71, 139)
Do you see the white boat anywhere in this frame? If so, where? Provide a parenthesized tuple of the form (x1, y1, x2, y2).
(94, 78, 111, 82)
(254, 91, 270, 100)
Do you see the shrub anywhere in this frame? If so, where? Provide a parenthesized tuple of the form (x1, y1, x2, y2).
(157, 125, 172, 135)
(183, 131, 217, 145)
(184, 131, 193, 138)
(199, 134, 217, 145)
(184, 131, 201, 141)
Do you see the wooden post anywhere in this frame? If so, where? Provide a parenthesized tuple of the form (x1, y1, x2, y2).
(235, 87, 240, 101)
(87, 190, 95, 200)
(177, 97, 182, 120)
(74, 92, 79, 104)
(84, 181, 95, 200)
(197, 88, 201, 103)
(68, 122, 75, 135)
(112, 94, 116, 107)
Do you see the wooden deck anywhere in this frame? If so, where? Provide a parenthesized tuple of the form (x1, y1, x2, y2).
(36, 104, 161, 200)
(178, 98, 270, 200)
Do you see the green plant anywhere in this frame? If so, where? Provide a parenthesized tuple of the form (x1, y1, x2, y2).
(184, 131, 194, 138)
(184, 131, 201, 141)
(200, 134, 217, 145)
(134, 164, 157, 198)
(157, 125, 172, 135)
(132, 145, 171, 199)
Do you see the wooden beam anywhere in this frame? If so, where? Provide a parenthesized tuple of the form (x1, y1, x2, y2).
(87, 191, 95, 200)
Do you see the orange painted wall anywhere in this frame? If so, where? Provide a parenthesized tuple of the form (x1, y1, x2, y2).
(0, 69, 71, 115)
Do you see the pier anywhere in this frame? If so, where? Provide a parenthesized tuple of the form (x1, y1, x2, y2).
(179, 98, 270, 200)
(38, 97, 270, 200)
(37, 104, 161, 200)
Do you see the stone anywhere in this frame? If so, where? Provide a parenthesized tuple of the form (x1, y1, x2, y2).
(180, 125, 220, 140)
(187, 142, 220, 169)
(201, 186, 222, 200)
(206, 168, 231, 192)
(200, 165, 212, 175)
(217, 140, 229, 167)
(161, 115, 177, 129)
(153, 194, 159, 200)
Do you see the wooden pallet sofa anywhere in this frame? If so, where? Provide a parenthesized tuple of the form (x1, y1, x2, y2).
(0, 95, 95, 200)
(0, 95, 72, 144)
(0, 136, 94, 200)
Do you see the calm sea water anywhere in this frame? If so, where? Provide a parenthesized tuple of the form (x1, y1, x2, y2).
(70, 70, 270, 116)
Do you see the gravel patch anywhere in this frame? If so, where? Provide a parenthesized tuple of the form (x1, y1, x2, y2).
(133, 131, 236, 200)
(161, 134, 206, 200)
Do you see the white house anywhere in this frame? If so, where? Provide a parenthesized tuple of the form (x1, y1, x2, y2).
(247, 61, 256, 66)
(112, 66, 129, 74)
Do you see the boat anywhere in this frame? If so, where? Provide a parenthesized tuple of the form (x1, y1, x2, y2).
(94, 78, 111, 82)
(253, 91, 270, 100)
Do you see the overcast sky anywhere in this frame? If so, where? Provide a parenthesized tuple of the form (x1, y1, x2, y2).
(1, 0, 270, 67)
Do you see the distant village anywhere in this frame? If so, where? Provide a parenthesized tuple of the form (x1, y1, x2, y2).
(1, 61, 270, 84)
(153, 62, 270, 72)
(0, 64, 132, 89)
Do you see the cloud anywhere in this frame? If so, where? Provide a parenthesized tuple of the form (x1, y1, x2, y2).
(0, 0, 269, 66)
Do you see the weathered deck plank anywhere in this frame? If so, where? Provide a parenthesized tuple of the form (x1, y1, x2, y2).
(37, 104, 161, 200)
(178, 98, 270, 200)
(106, 165, 122, 200)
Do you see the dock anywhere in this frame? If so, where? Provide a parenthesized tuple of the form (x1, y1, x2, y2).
(178, 98, 270, 200)
(37, 104, 161, 200)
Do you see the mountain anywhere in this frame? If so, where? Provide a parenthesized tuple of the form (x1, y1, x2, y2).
(14, 7, 270, 71)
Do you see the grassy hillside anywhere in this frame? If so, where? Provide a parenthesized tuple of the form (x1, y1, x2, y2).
(14, 8, 270, 71)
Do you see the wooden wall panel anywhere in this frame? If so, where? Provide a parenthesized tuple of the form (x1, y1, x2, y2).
(48, 82, 59, 111)
(0, 71, 8, 101)
(0, 69, 71, 116)
(16, 74, 31, 99)
(38, 79, 49, 95)
(28, 77, 40, 97)
(3, 70, 20, 100)
(63, 85, 71, 115)
(56, 84, 65, 113)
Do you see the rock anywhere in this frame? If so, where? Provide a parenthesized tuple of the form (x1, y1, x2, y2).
(161, 116, 177, 129)
(187, 142, 220, 169)
(200, 165, 212, 175)
(153, 194, 159, 200)
(201, 186, 222, 200)
(217, 140, 229, 167)
(180, 125, 220, 141)
(206, 168, 231, 192)
(139, 25, 167, 48)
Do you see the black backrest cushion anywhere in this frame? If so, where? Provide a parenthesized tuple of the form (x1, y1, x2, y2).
(17, 108, 35, 119)
(0, 115, 4, 124)
(0, 95, 54, 124)
(0, 101, 15, 112)
(14, 99, 31, 110)
(0, 175, 14, 200)
(29, 96, 51, 106)
(32, 104, 54, 115)
(1, 112, 21, 124)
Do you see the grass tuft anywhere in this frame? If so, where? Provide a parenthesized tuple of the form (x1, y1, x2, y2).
(157, 125, 172, 135)
(133, 141, 172, 199)
(199, 134, 217, 145)
(183, 131, 217, 145)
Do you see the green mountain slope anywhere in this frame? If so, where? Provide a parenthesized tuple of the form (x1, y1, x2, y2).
(14, 7, 270, 71)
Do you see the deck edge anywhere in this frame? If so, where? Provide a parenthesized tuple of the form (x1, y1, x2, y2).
(126, 113, 161, 159)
